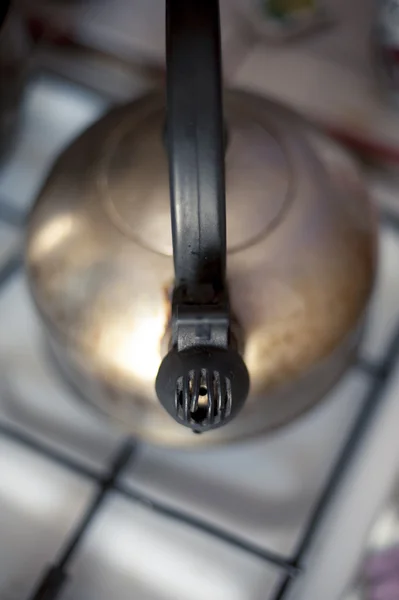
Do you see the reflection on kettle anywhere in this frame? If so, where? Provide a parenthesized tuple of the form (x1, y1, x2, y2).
(25, 0, 377, 446)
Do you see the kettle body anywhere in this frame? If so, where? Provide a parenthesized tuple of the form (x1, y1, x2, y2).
(25, 88, 376, 446)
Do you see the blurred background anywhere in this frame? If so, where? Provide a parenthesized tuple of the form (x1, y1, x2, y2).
(2, 1, 399, 600)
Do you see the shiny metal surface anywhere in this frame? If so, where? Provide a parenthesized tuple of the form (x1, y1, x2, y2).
(25, 90, 377, 446)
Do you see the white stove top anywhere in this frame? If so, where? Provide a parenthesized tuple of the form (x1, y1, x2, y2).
(1, 70, 399, 600)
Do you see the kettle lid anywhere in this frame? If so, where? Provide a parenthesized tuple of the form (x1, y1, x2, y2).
(100, 93, 292, 256)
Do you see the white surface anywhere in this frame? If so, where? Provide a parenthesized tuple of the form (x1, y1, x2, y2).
(0, 223, 19, 267)
(0, 75, 108, 212)
(286, 355, 399, 600)
(59, 492, 282, 600)
(0, 437, 94, 600)
(361, 226, 399, 363)
(122, 371, 370, 558)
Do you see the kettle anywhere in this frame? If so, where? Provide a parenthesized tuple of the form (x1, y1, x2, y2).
(25, 1, 376, 446)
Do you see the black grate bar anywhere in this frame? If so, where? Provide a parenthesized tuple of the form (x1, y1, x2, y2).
(57, 439, 136, 567)
(25, 567, 68, 600)
(271, 575, 291, 600)
(0, 421, 100, 481)
(27, 438, 137, 600)
(380, 207, 399, 233)
(0, 199, 26, 227)
(355, 356, 387, 379)
(0, 418, 299, 577)
(0, 253, 23, 291)
(116, 482, 300, 577)
(272, 324, 399, 600)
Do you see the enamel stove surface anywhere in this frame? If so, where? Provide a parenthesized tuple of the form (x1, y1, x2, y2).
(1, 66, 399, 600)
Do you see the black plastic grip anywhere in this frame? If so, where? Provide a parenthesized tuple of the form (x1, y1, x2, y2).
(157, 0, 250, 432)
(166, 0, 226, 291)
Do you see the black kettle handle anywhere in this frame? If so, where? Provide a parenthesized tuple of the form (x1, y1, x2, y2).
(166, 0, 226, 290)
(156, 0, 249, 433)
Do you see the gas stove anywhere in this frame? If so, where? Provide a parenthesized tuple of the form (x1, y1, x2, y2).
(2, 60, 399, 600)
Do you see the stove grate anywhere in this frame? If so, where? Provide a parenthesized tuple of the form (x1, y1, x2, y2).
(0, 193, 398, 600)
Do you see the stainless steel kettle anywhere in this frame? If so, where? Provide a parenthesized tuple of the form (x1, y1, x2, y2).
(25, 0, 377, 446)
